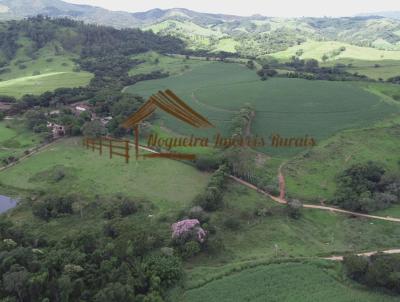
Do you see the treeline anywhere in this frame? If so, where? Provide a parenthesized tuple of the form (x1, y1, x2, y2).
(0, 16, 184, 63)
(255, 57, 371, 82)
(344, 253, 400, 294)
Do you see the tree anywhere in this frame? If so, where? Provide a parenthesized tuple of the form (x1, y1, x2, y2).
(82, 120, 106, 138)
(304, 59, 319, 71)
(246, 60, 255, 69)
(343, 255, 368, 281)
(94, 282, 135, 302)
(287, 199, 302, 219)
(3, 266, 29, 301)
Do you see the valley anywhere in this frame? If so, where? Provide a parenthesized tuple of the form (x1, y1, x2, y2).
(0, 5, 400, 302)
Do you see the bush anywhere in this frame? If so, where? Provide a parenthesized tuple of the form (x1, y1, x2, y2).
(188, 206, 209, 223)
(179, 240, 201, 259)
(119, 199, 138, 217)
(144, 255, 182, 288)
(223, 217, 241, 230)
(103, 222, 119, 238)
(343, 255, 369, 281)
(195, 155, 220, 171)
(32, 195, 74, 220)
(344, 253, 400, 293)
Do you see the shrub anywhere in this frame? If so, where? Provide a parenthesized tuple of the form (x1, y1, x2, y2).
(188, 206, 209, 223)
(343, 255, 369, 281)
(103, 222, 119, 238)
(119, 199, 138, 217)
(32, 195, 74, 220)
(195, 155, 220, 171)
(179, 240, 201, 259)
(144, 254, 182, 288)
(223, 216, 241, 230)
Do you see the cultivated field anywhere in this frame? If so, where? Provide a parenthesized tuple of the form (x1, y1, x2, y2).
(125, 62, 399, 155)
(180, 261, 399, 302)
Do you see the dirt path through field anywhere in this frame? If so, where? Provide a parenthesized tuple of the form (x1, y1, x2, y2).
(0, 139, 61, 173)
(324, 249, 400, 261)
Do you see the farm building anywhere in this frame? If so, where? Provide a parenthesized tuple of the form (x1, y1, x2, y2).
(47, 122, 65, 138)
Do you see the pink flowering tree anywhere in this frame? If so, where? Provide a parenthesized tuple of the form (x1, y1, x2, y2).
(171, 219, 207, 243)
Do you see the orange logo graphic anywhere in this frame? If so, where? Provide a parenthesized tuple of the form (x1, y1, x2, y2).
(122, 89, 214, 160)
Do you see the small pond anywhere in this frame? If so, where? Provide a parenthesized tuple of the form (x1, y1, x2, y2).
(0, 195, 18, 214)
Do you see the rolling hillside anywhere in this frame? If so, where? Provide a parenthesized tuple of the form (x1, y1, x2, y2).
(1, 1, 400, 56)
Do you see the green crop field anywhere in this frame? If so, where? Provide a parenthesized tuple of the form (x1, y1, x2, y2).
(0, 120, 43, 164)
(179, 262, 399, 302)
(0, 138, 210, 212)
(125, 62, 399, 156)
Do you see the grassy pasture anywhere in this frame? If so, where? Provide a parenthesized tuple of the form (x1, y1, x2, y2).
(176, 181, 400, 301)
(270, 40, 400, 61)
(125, 62, 398, 156)
(0, 138, 210, 212)
(284, 119, 400, 201)
(128, 52, 209, 77)
(180, 261, 399, 302)
(0, 40, 92, 97)
(0, 120, 43, 164)
(195, 181, 400, 266)
(0, 72, 92, 98)
(342, 60, 400, 80)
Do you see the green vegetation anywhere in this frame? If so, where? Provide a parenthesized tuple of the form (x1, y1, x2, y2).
(128, 52, 209, 77)
(0, 120, 43, 165)
(270, 41, 400, 62)
(180, 261, 399, 302)
(284, 118, 400, 201)
(125, 62, 398, 155)
(0, 72, 92, 98)
(337, 60, 400, 80)
(0, 138, 210, 212)
(2, 11, 400, 302)
(332, 162, 400, 213)
(344, 253, 400, 294)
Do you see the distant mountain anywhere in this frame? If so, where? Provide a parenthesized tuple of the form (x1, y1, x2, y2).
(1, 0, 400, 56)
(0, 0, 142, 28)
(358, 11, 400, 20)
